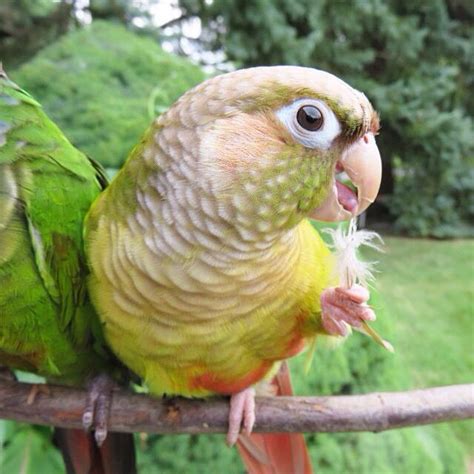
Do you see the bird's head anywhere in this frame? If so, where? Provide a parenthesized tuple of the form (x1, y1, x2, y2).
(155, 66, 381, 233)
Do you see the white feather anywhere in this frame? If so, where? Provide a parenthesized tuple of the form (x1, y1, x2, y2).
(323, 218, 383, 288)
(324, 219, 394, 353)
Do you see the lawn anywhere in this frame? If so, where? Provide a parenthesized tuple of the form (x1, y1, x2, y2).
(365, 237, 474, 451)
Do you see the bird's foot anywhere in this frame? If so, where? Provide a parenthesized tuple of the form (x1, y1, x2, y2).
(321, 284, 375, 337)
(254, 379, 278, 397)
(82, 373, 115, 446)
(227, 387, 256, 446)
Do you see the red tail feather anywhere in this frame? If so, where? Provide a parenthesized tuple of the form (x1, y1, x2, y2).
(53, 428, 136, 474)
(236, 363, 313, 474)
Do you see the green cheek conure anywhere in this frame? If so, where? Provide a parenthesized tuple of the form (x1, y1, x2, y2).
(0, 68, 136, 474)
(85, 66, 382, 473)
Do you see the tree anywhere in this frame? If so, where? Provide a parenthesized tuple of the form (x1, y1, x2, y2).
(177, 0, 474, 237)
(0, 0, 149, 70)
(0, 0, 75, 68)
(12, 21, 206, 169)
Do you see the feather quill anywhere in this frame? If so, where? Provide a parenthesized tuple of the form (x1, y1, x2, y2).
(324, 219, 394, 352)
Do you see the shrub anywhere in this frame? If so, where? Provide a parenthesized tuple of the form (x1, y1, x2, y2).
(12, 20, 206, 168)
(179, 0, 474, 237)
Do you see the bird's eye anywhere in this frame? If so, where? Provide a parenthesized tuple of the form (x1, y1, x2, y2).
(296, 106, 323, 131)
(276, 98, 340, 149)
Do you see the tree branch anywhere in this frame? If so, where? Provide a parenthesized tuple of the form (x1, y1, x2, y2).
(0, 380, 472, 434)
(159, 13, 191, 30)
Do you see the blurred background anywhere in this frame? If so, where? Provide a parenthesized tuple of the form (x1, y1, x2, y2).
(0, 1, 472, 473)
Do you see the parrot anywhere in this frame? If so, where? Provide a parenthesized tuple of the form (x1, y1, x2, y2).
(0, 67, 136, 474)
(85, 66, 382, 473)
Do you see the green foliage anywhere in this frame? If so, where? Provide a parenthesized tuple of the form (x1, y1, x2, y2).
(0, 0, 153, 69)
(0, 0, 74, 69)
(137, 433, 240, 474)
(0, 421, 63, 474)
(12, 21, 206, 168)
(180, 0, 474, 237)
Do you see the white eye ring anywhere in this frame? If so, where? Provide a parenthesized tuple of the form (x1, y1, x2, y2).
(276, 98, 341, 149)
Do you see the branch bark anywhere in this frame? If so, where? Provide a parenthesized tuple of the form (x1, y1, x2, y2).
(0, 380, 472, 434)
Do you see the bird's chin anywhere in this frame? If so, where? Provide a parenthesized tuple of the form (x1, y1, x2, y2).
(310, 132, 382, 222)
(309, 178, 358, 222)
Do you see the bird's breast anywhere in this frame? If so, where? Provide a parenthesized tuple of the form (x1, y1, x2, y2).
(91, 200, 331, 396)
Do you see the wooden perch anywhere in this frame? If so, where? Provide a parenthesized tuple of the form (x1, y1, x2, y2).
(0, 380, 472, 434)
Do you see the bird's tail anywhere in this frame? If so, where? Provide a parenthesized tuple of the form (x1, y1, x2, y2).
(53, 428, 136, 474)
(236, 362, 313, 474)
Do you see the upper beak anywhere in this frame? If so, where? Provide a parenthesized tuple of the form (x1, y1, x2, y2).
(310, 132, 382, 222)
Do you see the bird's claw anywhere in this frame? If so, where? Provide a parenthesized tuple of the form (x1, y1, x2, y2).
(227, 387, 256, 446)
(82, 373, 115, 446)
(321, 284, 375, 337)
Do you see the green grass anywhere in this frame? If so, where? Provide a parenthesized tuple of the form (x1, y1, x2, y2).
(365, 237, 474, 451)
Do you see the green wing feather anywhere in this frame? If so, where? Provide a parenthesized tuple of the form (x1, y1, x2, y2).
(0, 68, 111, 382)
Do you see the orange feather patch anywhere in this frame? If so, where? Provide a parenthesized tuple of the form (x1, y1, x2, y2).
(191, 361, 273, 395)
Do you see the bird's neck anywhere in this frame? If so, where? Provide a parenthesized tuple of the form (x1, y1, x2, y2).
(136, 175, 303, 264)
(115, 129, 317, 264)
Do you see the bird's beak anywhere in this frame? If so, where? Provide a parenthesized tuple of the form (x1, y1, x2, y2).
(310, 132, 382, 222)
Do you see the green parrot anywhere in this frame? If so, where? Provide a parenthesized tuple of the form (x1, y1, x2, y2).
(85, 66, 382, 473)
(0, 67, 136, 474)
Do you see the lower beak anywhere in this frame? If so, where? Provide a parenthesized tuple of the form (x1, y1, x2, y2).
(310, 132, 382, 222)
